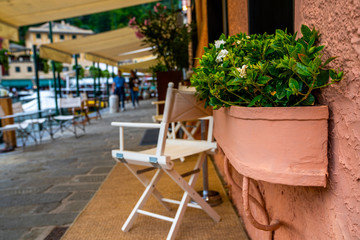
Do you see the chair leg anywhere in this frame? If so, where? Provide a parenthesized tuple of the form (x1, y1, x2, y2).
(122, 169, 163, 232)
(164, 153, 221, 224)
(124, 164, 172, 211)
(165, 153, 205, 240)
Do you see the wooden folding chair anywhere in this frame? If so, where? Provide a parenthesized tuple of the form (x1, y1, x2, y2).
(53, 97, 86, 137)
(111, 82, 220, 240)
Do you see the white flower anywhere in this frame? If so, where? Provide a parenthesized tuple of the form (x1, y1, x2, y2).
(246, 35, 250, 39)
(216, 49, 228, 63)
(237, 65, 247, 78)
(215, 39, 226, 49)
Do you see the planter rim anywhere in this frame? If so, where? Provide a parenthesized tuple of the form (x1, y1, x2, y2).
(218, 105, 329, 121)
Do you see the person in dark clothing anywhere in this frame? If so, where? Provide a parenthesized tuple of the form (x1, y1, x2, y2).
(112, 69, 126, 111)
(129, 70, 140, 109)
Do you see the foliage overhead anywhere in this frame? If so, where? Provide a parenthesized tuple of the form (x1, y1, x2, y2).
(191, 25, 344, 109)
(0, 49, 9, 71)
(128, 3, 192, 71)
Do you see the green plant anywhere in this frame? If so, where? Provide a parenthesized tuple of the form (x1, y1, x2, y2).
(0, 49, 9, 71)
(89, 66, 101, 78)
(129, 3, 192, 70)
(72, 64, 85, 79)
(191, 25, 343, 109)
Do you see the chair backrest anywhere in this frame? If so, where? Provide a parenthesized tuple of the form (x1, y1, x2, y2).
(59, 97, 82, 109)
(155, 82, 213, 155)
(12, 102, 24, 114)
(0, 106, 5, 117)
(162, 82, 212, 124)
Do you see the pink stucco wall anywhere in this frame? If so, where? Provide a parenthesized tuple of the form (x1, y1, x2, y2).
(215, 0, 360, 239)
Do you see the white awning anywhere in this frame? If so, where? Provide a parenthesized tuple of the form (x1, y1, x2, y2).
(0, 0, 158, 41)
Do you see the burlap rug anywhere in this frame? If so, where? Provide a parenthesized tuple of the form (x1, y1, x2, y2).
(62, 155, 248, 240)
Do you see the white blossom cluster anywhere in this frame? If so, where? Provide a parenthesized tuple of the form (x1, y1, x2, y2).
(216, 49, 228, 63)
(236, 65, 248, 78)
(215, 39, 226, 49)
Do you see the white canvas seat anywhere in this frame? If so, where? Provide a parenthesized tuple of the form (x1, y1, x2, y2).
(53, 97, 86, 137)
(111, 82, 220, 240)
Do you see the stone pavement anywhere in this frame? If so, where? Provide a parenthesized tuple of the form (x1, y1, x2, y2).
(0, 99, 157, 240)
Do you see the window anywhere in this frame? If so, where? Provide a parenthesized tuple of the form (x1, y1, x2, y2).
(15, 66, 21, 73)
(36, 33, 41, 39)
(72, 35, 76, 39)
(27, 66, 32, 72)
(60, 34, 64, 40)
(63, 67, 69, 71)
(248, 0, 294, 34)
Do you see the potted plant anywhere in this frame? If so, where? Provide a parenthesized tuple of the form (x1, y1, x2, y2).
(191, 25, 343, 187)
(129, 3, 192, 109)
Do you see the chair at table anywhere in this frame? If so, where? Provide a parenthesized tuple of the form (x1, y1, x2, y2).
(0, 106, 36, 149)
(11, 102, 53, 142)
(52, 97, 86, 137)
(111, 82, 220, 240)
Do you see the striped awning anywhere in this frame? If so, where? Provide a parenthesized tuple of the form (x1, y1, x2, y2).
(0, 0, 158, 41)
(40, 28, 154, 66)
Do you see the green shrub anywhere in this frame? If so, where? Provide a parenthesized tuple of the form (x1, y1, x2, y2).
(191, 25, 343, 109)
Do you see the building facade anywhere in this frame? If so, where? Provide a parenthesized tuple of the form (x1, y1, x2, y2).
(193, 0, 360, 239)
(1, 21, 93, 89)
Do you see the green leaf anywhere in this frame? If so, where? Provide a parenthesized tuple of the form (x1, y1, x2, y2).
(301, 94, 315, 105)
(295, 62, 313, 77)
(257, 75, 272, 85)
(316, 69, 329, 87)
(248, 95, 262, 107)
(323, 56, 337, 67)
(298, 53, 310, 65)
(329, 69, 337, 79)
(289, 78, 299, 90)
(301, 25, 312, 41)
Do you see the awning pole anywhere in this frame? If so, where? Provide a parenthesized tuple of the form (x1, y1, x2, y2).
(57, 71, 62, 98)
(74, 54, 79, 97)
(97, 62, 101, 100)
(49, 21, 59, 115)
(32, 45, 41, 118)
(106, 64, 109, 101)
(92, 62, 96, 98)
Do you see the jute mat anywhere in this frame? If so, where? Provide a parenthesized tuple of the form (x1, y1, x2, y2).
(61, 155, 248, 240)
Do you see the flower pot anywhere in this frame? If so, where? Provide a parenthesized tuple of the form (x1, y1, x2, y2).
(213, 106, 329, 187)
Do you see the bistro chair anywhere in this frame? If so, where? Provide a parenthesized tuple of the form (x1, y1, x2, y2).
(53, 97, 86, 137)
(0, 106, 36, 149)
(111, 82, 221, 240)
(11, 102, 53, 142)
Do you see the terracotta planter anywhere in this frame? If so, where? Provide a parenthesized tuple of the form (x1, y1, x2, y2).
(213, 106, 329, 187)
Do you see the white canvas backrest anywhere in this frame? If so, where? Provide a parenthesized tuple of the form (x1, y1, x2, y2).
(162, 83, 212, 124)
(12, 102, 24, 114)
(155, 82, 213, 156)
(59, 97, 82, 109)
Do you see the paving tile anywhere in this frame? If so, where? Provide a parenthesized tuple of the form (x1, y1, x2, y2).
(68, 191, 96, 201)
(0, 213, 78, 229)
(49, 183, 101, 192)
(0, 193, 70, 208)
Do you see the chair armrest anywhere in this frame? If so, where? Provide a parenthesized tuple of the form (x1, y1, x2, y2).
(151, 100, 165, 105)
(111, 122, 161, 128)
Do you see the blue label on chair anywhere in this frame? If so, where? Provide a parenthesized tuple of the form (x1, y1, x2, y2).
(116, 153, 127, 163)
(149, 157, 158, 163)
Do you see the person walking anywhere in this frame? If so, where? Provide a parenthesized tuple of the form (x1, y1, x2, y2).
(112, 69, 126, 112)
(129, 70, 140, 109)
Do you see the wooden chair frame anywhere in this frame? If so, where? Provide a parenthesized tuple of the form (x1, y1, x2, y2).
(112, 82, 220, 240)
